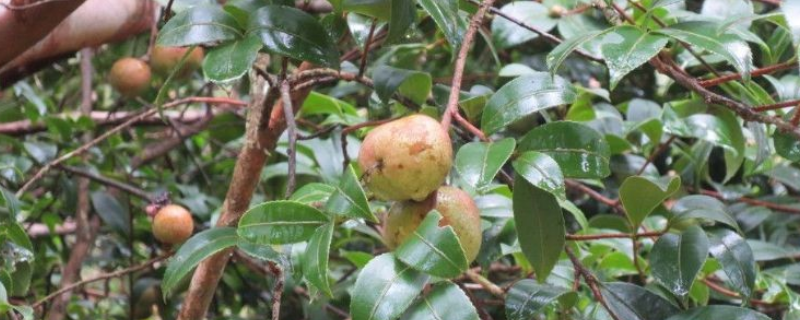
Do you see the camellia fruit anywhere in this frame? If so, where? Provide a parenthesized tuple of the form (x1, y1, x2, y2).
(152, 204, 194, 245)
(109, 57, 151, 97)
(358, 114, 452, 201)
(382, 186, 482, 262)
(150, 45, 204, 78)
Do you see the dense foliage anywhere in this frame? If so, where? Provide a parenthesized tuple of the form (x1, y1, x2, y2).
(3, 0, 800, 319)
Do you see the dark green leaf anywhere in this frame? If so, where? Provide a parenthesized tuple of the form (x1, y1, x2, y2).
(303, 223, 335, 297)
(403, 282, 479, 320)
(202, 34, 263, 83)
(665, 306, 770, 320)
(491, 2, 557, 48)
(418, 0, 465, 49)
(670, 195, 739, 231)
(90, 191, 130, 236)
(351, 253, 429, 320)
(546, 30, 607, 74)
(325, 164, 375, 222)
(650, 226, 709, 297)
(455, 138, 516, 190)
(163, 227, 239, 297)
(513, 177, 565, 282)
(600, 26, 668, 90)
(248, 5, 339, 68)
(158, 5, 242, 46)
(707, 228, 756, 298)
(343, 0, 415, 43)
(373, 66, 432, 106)
(395, 210, 469, 279)
(656, 21, 752, 81)
(506, 280, 576, 320)
(518, 121, 611, 179)
(482, 73, 577, 135)
(600, 282, 680, 320)
(238, 201, 329, 244)
(775, 130, 800, 162)
(290, 183, 336, 205)
(619, 175, 681, 228)
(512, 151, 566, 199)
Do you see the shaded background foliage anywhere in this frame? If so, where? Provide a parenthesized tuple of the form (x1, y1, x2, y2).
(2, 0, 800, 319)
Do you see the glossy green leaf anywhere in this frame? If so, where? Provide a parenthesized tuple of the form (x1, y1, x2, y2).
(600, 282, 680, 320)
(0, 186, 19, 221)
(395, 211, 468, 279)
(619, 175, 680, 228)
(418, 0, 465, 49)
(481, 73, 577, 135)
(247, 5, 339, 68)
(373, 66, 432, 106)
(707, 228, 756, 298)
(290, 183, 336, 205)
(303, 223, 334, 297)
(325, 164, 375, 222)
(202, 34, 263, 83)
(512, 151, 566, 199)
(774, 130, 800, 162)
(665, 306, 770, 320)
(513, 177, 565, 282)
(162, 227, 239, 297)
(1, 222, 33, 296)
(343, 0, 415, 43)
(90, 191, 130, 236)
(491, 1, 557, 48)
(301, 92, 357, 117)
(455, 138, 516, 189)
(656, 21, 752, 81)
(238, 201, 329, 244)
(351, 253, 429, 320)
(158, 4, 242, 46)
(600, 26, 668, 90)
(517, 121, 611, 179)
(546, 30, 607, 74)
(505, 280, 576, 320)
(650, 226, 709, 297)
(403, 282, 479, 320)
(670, 195, 739, 231)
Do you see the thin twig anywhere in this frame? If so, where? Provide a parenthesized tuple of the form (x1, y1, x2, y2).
(699, 60, 797, 88)
(566, 231, 662, 240)
(15, 97, 244, 197)
(698, 189, 800, 214)
(281, 81, 297, 198)
(57, 165, 152, 201)
(33, 254, 171, 309)
(453, 111, 488, 141)
(442, 0, 497, 129)
(754, 99, 800, 112)
(465, 269, 505, 297)
(267, 262, 284, 320)
(358, 19, 378, 77)
(565, 247, 621, 320)
(635, 135, 676, 176)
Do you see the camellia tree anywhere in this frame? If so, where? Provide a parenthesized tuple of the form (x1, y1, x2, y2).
(3, 0, 800, 319)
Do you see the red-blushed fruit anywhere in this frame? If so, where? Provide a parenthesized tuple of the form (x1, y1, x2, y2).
(152, 204, 194, 245)
(150, 45, 204, 78)
(382, 186, 482, 262)
(109, 58, 151, 97)
(358, 114, 452, 201)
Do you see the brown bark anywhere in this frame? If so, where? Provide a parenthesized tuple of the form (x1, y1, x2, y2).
(177, 60, 314, 319)
(0, 0, 157, 87)
(0, 0, 87, 67)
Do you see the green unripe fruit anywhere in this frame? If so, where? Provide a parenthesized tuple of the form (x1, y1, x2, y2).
(109, 58, 151, 97)
(382, 186, 482, 262)
(150, 45, 204, 78)
(358, 114, 453, 201)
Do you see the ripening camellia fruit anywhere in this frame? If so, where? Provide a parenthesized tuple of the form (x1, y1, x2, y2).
(150, 45, 204, 78)
(109, 58, 151, 97)
(152, 204, 194, 245)
(382, 186, 482, 262)
(358, 114, 452, 201)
